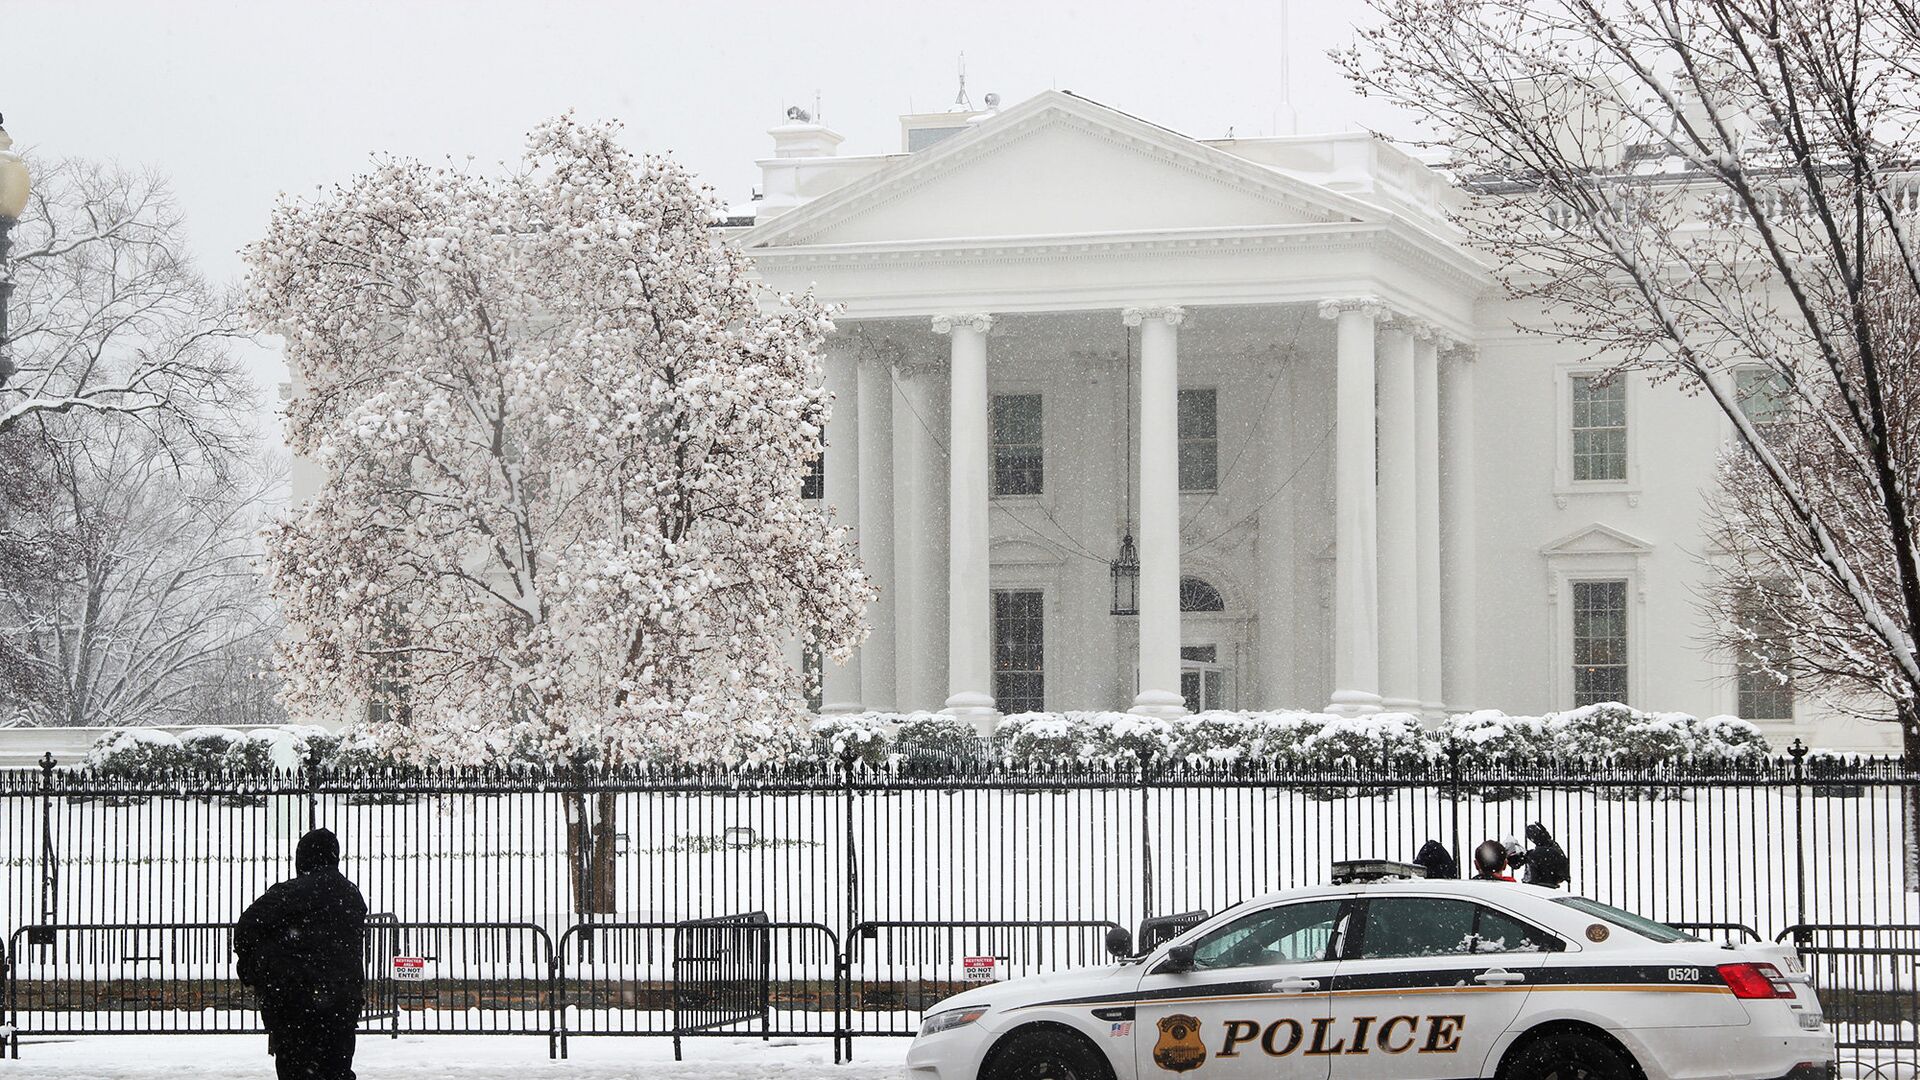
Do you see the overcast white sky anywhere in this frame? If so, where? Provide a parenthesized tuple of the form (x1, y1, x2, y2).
(2, 0, 1400, 406)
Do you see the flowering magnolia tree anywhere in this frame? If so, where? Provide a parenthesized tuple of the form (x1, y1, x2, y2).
(1342, 0, 1920, 761)
(249, 116, 870, 772)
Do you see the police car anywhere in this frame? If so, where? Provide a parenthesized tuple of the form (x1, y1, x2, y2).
(907, 864, 1831, 1080)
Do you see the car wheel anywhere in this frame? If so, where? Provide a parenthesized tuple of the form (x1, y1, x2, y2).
(1501, 1029, 1636, 1080)
(981, 1025, 1116, 1080)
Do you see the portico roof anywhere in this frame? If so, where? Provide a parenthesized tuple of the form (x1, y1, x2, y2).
(739, 90, 1491, 335)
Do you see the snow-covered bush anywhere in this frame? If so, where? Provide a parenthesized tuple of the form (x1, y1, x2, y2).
(810, 713, 891, 771)
(892, 712, 987, 774)
(994, 712, 1098, 769)
(83, 728, 188, 781)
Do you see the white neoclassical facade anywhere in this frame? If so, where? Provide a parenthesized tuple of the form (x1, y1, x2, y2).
(728, 90, 1900, 752)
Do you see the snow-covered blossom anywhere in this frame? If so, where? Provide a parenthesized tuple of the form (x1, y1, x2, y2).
(248, 116, 871, 767)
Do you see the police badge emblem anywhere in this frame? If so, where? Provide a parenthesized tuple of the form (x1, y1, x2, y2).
(1153, 1014, 1207, 1072)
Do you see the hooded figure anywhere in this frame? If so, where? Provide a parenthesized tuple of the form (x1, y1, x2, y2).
(1413, 840, 1459, 880)
(1521, 822, 1571, 888)
(235, 828, 367, 1080)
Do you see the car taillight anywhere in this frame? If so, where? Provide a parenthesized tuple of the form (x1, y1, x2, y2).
(1718, 962, 1794, 999)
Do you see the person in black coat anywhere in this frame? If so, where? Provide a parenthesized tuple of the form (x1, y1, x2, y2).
(235, 828, 368, 1080)
(1413, 839, 1459, 880)
(1518, 822, 1571, 888)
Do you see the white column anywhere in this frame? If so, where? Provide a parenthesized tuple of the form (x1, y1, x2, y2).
(1376, 321, 1419, 713)
(892, 358, 948, 710)
(857, 346, 897, 712)
(1440, 341, 1479, 712)
(1126, 305, 1187, 716)
(1320, 298, 1384, 715)
(934, 313, 996, 718)
(1414, 329, 1445, 715)
(820, 340, 862, 713)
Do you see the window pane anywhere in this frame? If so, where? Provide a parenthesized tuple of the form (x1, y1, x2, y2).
(1572, 580, 1628, 706)
(993, 589, 1044, 713)
(1358, 898, 1479, 959)
(1472, 907, 1555, 954)
(1180, 577, 1225, 613)
(992, 395, 1044, 496)
(800, 454, 824, 500)
(1191, 900, 1343, 969)
(1735, 367, 1791, 428)
(1735, 584, 1794, 720)
(1570, 375, 1627, 481)
(1178, 388, 1218, 492)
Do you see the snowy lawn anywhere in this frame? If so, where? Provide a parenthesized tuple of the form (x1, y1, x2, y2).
(10, 1032, 911, 1078)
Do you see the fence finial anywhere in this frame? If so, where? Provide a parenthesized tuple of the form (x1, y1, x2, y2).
(1787, 738, 1807, 761)
(38, 751, 55, 774)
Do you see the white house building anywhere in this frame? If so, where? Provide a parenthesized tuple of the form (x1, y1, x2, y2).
(726, 89, 1900, 753)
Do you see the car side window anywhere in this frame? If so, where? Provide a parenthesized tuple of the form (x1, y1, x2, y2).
(1359, 897, 1480, 959)
(1189, 899, 1343, 970)
(1471, 906, 1557, 954)
(1359, 897, 1558, 959)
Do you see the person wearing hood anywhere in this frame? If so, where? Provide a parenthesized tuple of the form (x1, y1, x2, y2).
(235, 828, 368, 1080)
(1519, 822, 1571, 888)
(1413, 839, 1459, 880)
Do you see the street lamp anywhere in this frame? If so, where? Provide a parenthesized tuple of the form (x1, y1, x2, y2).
(0, 113, 31, 390)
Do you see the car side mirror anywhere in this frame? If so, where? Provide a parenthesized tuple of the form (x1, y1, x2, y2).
(1105, 926, 1134, 959)
(1159, 943, 1196, 974)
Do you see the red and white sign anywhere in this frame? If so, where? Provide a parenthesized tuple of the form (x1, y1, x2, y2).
(962, 956, 1003, 983)
(392, 956, 427, 982)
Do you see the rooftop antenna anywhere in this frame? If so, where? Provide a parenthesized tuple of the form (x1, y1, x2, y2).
(814, 89, 823, 126)
(953, 52, 974, 112)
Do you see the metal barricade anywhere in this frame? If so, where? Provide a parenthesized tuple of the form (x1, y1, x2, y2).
(555, 918, 845, 1062)
(5, 922, 259, 1056)
(672, 912, 771, 1038)
(360, 913, 400, 1032)
(375, 922, 556, 1053)
(846, 919, 1123, 1037)
(1779, 923, 1920, 1074)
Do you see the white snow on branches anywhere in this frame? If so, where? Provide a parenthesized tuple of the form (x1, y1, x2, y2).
(247, 116, 871, 767)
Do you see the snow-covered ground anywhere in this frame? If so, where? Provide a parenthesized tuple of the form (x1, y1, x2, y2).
(10, 1032, 911, 1078)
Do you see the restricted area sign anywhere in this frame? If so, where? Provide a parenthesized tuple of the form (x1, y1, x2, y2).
(392, 956, 427, 982)
(962, 956, 1005, 983)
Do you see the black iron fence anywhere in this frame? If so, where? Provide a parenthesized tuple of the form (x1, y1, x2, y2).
(0, 750, 1915, 1067)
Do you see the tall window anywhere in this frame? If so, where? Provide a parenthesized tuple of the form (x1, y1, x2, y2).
(1178, 387, 1219, 492)
(992, 394, 1044, 496)
(1572, 579, 1629, 706)
(1735, 586, 1795, 720)
(992, 590, 1045, 714)
(1734, 366, 1792, 440)
(1570, 374, 1628, 482)
(802, 644, 823, 712)
(800, 454, 824, 500)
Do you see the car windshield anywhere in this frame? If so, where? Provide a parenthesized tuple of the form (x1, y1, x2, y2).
(1554, 896, 1698, 943)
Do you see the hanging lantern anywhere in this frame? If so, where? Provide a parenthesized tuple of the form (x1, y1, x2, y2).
(1110, 532, 1140, 616)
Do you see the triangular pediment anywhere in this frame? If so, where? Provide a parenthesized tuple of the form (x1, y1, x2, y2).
(1540, 523, 1656, 557)
(744, 91, 1378, 249)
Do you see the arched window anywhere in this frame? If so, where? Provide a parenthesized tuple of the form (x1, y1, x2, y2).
(1180, 576, 1225, 613)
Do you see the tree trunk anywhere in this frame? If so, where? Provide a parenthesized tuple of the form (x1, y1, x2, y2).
(565, 790, 619, 916)
(1903, 703, 1920, 893)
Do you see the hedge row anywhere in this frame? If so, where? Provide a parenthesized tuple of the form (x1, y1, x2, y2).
(77, 703, 1774, 779)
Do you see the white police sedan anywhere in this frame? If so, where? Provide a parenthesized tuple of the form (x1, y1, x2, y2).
(907, 873, 1831, 1080)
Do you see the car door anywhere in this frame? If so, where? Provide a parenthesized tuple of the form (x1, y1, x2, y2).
(1328, 896, 1558, 1079)
(1134, 897, 1352, 1079)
